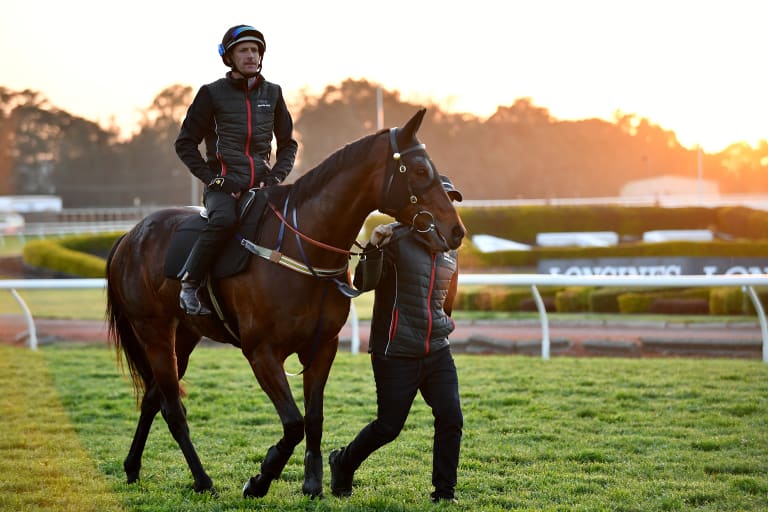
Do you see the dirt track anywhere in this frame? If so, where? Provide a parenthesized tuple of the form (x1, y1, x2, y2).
(0, 315, 763, 359)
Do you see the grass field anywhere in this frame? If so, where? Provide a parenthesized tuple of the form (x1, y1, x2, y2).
(1, 344, 766, 511)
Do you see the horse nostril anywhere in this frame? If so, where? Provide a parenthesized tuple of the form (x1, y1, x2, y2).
(452, 225, 465, 242)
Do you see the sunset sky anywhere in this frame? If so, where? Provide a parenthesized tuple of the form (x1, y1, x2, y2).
(1, 0, 765, 152)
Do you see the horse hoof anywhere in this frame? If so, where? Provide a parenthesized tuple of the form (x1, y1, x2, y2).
(194, 485, 218, 496)
(242, 474, 272, 498)
(125, 470, 140, 484)
(302, 484, 323, 499)
(193, 477, 215, 494)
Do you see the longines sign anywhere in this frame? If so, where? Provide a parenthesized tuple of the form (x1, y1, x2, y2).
(540, 257, 768, 276)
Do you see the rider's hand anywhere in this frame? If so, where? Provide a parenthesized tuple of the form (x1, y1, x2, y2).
(208, 175, 241, 194)
(370, 224, 394, 247)
(260, 175, 282, 188)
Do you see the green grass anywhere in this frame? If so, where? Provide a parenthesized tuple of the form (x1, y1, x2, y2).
(0, 234, 28, 257)
(0, 288, 109, 320)
(2, 344, 766, 511)
(0, 346, 125, 511)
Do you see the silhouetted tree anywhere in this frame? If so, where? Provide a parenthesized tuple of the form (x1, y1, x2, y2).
(120, 84, 193, 206)
(2, 81, 767, 205)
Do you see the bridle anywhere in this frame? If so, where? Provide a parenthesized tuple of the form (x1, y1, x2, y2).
(379, 128, 440, 235)
(264, 127, 440, 260)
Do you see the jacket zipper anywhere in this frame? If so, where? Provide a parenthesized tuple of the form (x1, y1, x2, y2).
(243, 83, 256, 188)
(424, 253, 437, 355)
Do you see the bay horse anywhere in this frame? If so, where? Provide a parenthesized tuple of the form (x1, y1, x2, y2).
(105, 108, 465, 498)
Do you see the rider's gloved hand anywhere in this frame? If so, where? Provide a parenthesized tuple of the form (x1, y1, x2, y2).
(262, 175, 282, 187)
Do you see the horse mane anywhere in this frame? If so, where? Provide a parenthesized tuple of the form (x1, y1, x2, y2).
(289, 129, 386, 206)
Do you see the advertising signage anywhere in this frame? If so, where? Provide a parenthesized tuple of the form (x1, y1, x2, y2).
(540, 257, 768, 276)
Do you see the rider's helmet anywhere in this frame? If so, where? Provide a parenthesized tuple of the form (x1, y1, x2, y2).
(218, 25, 266, 66)
(440, 175, 463, 202)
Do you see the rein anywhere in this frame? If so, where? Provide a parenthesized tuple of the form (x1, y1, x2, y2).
(241, 128, 434, 285)
(267, 202, 360, 256)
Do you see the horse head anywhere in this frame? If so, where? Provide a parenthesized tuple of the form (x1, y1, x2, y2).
(379, 108, 466, 251)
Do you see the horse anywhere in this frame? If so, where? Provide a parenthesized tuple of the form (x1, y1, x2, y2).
(105, 108, 466, 498)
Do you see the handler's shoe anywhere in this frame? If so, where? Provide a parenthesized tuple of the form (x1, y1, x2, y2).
(329, 448, 354, 497)
(431, 491, 458, 504)
(180, 279, 212, 315)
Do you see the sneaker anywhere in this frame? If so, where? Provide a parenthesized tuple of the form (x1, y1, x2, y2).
(329, 448, 353, 497)
(431, 491, 458, 504)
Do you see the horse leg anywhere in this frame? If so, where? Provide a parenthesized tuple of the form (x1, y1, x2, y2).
(242, 345, 305, 498)
(300, 335, 339, 498)
(123, 326, 200, 484)
(137, 322, 212, 492)
(123, 324, 201, 485)
(124, 383, 161, 483)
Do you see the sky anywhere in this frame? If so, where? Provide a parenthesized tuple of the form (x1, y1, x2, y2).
(1, 0, 766, 153)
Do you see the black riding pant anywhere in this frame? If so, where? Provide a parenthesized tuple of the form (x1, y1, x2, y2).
(340, 347, 463, 497)
(183, 189, 238, 281)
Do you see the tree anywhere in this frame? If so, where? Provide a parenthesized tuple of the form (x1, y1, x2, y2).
(119, 84, 194, 206)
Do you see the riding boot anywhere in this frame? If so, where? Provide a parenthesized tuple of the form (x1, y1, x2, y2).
(179, 273, 212, 315)
(178, 239, 219, 316)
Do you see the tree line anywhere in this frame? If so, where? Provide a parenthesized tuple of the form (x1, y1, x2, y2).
(1, 80, 766, 208)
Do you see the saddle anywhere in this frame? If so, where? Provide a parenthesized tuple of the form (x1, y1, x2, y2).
(163, 188, 272, 279)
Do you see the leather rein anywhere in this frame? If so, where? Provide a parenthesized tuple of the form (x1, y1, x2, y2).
(240, 127, 436, 287)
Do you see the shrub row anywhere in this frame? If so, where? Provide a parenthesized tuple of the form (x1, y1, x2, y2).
(363, 206, 768, 271)
(365, 205, 768, 243)
(22, 233, 123, 278)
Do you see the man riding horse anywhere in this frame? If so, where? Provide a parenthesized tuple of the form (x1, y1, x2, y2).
(175, 24, 298, 315)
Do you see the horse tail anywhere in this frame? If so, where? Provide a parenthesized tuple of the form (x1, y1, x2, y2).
(105, 233, 153, 402)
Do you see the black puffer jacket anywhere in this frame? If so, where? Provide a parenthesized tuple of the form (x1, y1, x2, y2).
(175, 72, 298, 190)
(354, 224, 458, 358)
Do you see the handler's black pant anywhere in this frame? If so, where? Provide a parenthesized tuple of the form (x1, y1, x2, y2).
(339, 347, 463, 497)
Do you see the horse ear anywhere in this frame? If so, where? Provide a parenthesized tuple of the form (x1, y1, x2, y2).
(398, 108, 427, 144)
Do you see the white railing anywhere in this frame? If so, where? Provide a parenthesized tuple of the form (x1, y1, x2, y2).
(2, 275, 768, 362)
(18, 221, 137, 239)
(0, 279, 106, 350)
(457, 274, 768, 362)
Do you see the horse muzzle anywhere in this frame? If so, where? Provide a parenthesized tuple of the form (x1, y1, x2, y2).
(410, 210, 465, 251)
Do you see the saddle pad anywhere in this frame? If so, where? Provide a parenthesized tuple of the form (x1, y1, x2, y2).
(163, 191, 270, 279)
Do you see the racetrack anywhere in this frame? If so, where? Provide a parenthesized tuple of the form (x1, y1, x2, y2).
(1, 315, 763, 359)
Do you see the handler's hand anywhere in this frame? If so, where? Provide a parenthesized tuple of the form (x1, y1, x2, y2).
(370, 224, 394, 247)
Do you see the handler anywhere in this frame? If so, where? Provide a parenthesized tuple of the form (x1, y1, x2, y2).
(329, 175, 464, 504)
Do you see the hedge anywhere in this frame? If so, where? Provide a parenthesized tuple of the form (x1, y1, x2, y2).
(22, 232, 124, 278)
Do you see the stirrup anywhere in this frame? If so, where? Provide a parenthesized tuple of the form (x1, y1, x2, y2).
(180, 285, 212, 315)
(180, 298, 212, 316)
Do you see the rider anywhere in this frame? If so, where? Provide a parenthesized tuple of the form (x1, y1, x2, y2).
(329, 175, 464, 504)
(175, 24, 298, 315)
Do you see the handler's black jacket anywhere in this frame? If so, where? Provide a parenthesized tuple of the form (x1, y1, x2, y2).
(354, 224, 458, 358)
(175, 72, 298, 190)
